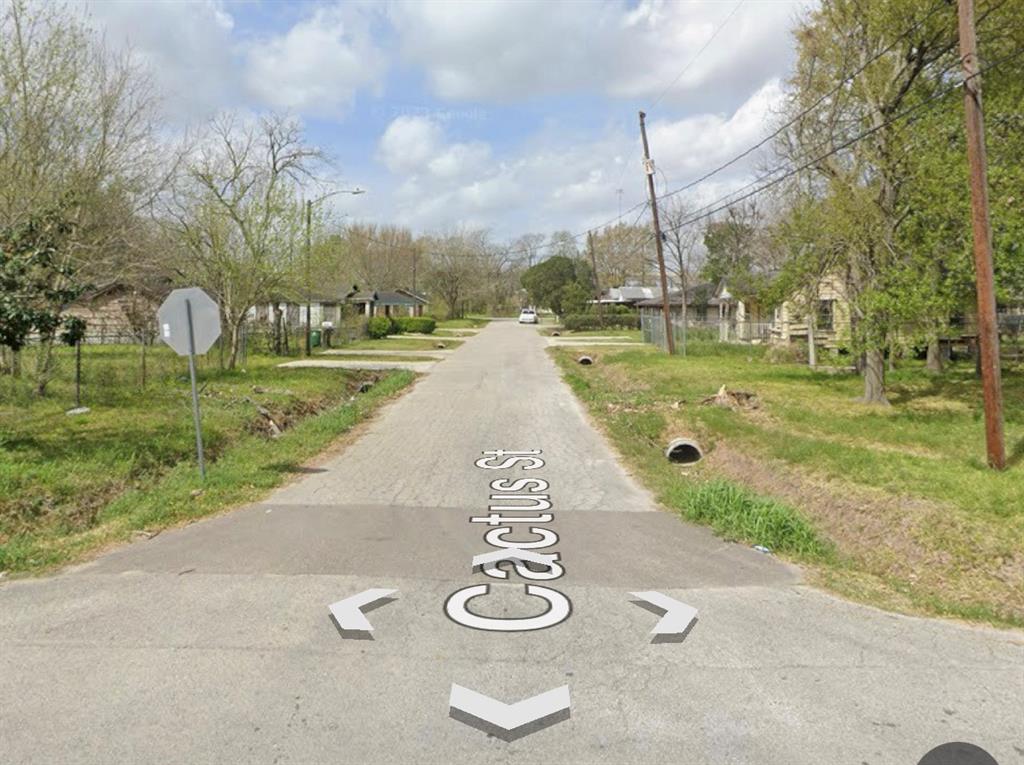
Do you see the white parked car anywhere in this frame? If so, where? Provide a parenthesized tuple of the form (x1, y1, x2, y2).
(518, 308, 538, 324)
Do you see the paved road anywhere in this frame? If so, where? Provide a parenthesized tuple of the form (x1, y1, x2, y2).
(1, 321, 1021, 764)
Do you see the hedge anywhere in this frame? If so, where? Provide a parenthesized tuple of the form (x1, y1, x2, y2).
(395, 316, 436, 334)
(561, 313, 640, 331)
(367, 316, 393, 338)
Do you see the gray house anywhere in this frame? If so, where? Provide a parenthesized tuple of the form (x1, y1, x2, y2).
(346, 288, 428, 318)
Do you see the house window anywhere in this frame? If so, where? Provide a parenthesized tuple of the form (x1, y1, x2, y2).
(696, 305, 707, 322)
(817, 299, 834, 330)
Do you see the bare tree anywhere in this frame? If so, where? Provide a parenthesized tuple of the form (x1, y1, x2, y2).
(162, 113, 321, 368)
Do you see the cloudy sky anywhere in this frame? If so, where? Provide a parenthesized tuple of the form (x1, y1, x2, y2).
(84, 0, 812, 241)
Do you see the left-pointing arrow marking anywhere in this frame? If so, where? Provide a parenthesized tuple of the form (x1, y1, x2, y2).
(449, 683, 570, 741)
(328, 588, 397, 638)
(630, 590, 698, 642)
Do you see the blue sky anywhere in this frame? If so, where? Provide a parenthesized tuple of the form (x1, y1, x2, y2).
(84, 0, 811, 241)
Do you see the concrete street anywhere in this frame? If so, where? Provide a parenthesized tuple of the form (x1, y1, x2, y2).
(1, 321, 1021, 764)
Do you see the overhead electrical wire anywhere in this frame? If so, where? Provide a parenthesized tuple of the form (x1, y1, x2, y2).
(657, 45, 1024, 236)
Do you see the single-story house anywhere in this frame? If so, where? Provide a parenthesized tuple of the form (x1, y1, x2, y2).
(709, 280, 772, 343)
(769, 272, 852, 350)
(249, 292, 347, 330)
(591, 285, 657, 307)
(65, 282, 166, 343)
(346, 288, 428, 318)
(637, 282, 717, 349)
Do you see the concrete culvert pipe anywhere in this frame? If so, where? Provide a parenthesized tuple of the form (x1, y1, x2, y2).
(577, 355, 594, 366)
(552, 331, 561, 337)
(665, 437, 703, 464)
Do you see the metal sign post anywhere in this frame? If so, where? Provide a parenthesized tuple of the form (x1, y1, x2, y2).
(157, 287, 221, 481)
(185, 299, 206, 479)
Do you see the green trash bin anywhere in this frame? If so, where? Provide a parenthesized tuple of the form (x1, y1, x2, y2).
(310, 329, 322, 348)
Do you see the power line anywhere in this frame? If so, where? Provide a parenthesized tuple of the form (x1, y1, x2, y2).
(654, 0, 952, 204)
(649, 0, 747, 112)
(660, 45, 1024, 235)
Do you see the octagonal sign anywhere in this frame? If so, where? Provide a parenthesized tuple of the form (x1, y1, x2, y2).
(157, 287, 221, 357)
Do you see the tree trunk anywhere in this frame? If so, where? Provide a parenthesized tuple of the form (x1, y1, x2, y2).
(926, 337, 944, 373)
(807, 313, 817, 368)
(34, 337, 55, 396)
(273, 303, 283, 355)
(860, 348, 889, 405)
(227, 319, 243, 370)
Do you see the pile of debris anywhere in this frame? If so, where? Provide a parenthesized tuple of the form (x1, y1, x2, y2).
(700, 385, 759, 410)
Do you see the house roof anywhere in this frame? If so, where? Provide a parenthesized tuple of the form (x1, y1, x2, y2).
(636, 282, 715, 308)
(347, 288, 428, 306)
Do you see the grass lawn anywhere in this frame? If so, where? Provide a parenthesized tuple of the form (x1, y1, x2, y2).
(436, 317, 490, 329)
(553, 341, 1024, 627)
(338, 337, 463, 351)
(544, 328, 642, 340)
(0, 344, 415, 574)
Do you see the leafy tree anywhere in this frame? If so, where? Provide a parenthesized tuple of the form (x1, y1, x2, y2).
(0, 206, 87, 390)
(520, 255, 593, 315)
(560, 282, 592, 315)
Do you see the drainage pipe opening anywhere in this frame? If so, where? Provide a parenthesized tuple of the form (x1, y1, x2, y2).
(665, 438, 703, 464)
(577, 355, 594, 366)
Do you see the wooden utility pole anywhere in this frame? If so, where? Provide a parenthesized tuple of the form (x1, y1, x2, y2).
(639, 111, 675, 354)
(587, 231, 602, 316)
(958, 0, 1005, 469)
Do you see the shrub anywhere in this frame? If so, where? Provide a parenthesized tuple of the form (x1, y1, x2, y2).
(367, 316, 392, 338)
(395, 316, 436, 334)
(562, 313, 640, 331)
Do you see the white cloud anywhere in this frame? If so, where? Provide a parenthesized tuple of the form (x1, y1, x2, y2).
(378, 116, 445, 173)
(367, 79, 785, 239)
(389, 0, 805, 106)
(243, 6, 386, 118)
(647, 78, 785, 177)
(84, 0, 239, 120)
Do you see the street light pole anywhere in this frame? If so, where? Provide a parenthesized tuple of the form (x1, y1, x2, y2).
(303, 187, 365, 357)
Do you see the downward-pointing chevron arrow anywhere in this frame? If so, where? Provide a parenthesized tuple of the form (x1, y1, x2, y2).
(328, 588, 397, 637)
(449, 683, 571, 741)
(630, 590, 698, 642)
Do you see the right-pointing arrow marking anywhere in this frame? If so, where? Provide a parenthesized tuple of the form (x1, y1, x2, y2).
(630, 590, 698, 642)
(328, 588, 397, 637)
(449, 683, 571, 741)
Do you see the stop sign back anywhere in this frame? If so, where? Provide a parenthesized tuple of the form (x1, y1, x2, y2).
(157, 287, 221, 356)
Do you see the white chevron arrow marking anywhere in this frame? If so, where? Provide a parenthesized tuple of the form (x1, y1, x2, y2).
(449, 684, 570, 740)
(630, 591, 698, 638)
(471, 547, 558, 572)
(328, 588, 397, 633)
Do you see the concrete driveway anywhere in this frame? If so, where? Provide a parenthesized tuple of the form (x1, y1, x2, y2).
(1, 321, 1021, 764)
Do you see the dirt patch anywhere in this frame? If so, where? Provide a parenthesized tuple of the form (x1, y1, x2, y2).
(704, 442, 1024, 623)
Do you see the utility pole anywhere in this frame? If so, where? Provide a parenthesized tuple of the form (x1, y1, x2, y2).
(958, 0, 1005, 469)
(638, 110, 675, 354)
(587, 231, 602, 316)
(305, 199, 312, 357)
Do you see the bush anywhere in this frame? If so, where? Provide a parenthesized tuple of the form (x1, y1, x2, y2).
(395, 316, 436, 334)
(562, 313, 640, 331)
(367, 316, 392, 338)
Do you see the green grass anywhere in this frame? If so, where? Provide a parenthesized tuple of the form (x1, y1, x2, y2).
(337, 337, 463, 351)
(545, 328, 642, 340)
(553, 342, 1024, 627)
(670, 479, 834, 561)
(436, 316, 490, 329)
(0, 343, 415, 574)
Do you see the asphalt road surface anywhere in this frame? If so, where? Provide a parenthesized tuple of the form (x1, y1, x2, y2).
(1, 321, 1021, 764)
